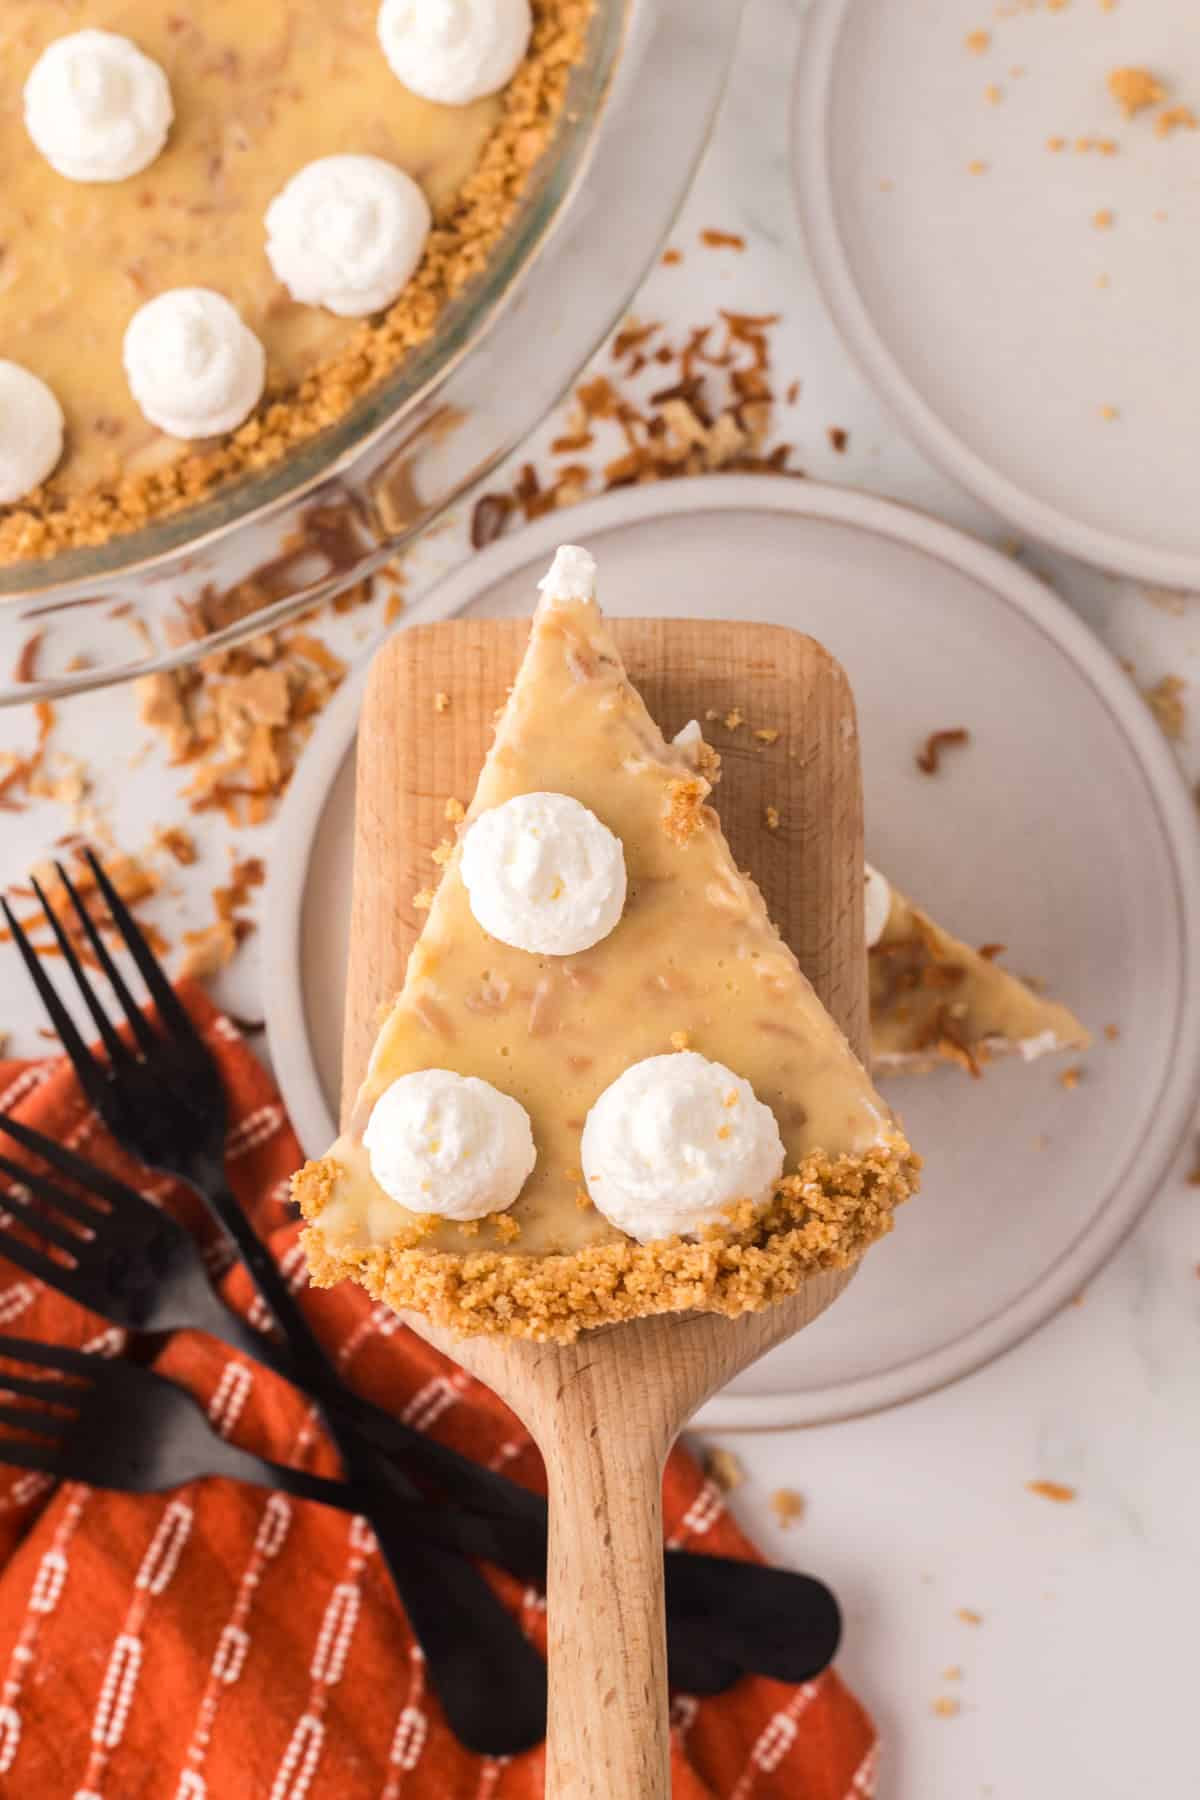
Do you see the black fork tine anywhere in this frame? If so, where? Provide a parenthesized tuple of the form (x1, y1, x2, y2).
(1, 898, 108, 1112)
(0, 1335, 100, 1380)
(0, 1225, 74, 1292)
(0, 1439, 66, 1478)
(55, 862, 161, 1059)
(0, 1370, 81, 1406)
(0, 1403, 67, 1439)
(83, 850, 200, 1049)
(0, 1180, 88, 1257)
(0, 1151, 104, 1230)
(31, 875, 135, 1067)
(0, 1114, 155, 1224)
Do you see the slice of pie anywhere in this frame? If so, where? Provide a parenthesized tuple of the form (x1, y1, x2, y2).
(296, 546, 918, 1343)
(866, 866, 1090, 1076)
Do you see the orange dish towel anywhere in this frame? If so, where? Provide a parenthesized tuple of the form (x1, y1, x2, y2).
(0, 986, 877, 1798)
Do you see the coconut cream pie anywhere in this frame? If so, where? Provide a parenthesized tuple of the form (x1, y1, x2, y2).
(865, 866, 1090, 1076)
(295, 546, 920, 1343)
(0, 0, 587, 563)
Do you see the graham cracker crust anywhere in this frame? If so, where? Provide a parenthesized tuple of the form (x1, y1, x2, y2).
(295, 1141, 921, 1344)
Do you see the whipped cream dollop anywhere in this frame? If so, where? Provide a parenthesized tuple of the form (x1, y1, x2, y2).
(863, 863, 892, 949)
(24, 30, 173, 184)
(123, 289, 266, 439)
(377, 0, 532, 106)
(536, 543, 597, 607)
(582, 1051, 786, 1244)
(461, 791, 627, 955)
(265, 155, 432, 318)
(364, 1069, 535, 1220)
(0, 362, 65, 505)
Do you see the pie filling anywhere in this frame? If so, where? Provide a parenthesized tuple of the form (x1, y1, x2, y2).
(0, 0, 587, 563)
(868, 877, 1090, 1077)
(294, 547, 920, 1342)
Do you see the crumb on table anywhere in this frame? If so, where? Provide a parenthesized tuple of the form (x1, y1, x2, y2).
(964, 30, 990, 54)
(916, 727, 970, 775)
(770, 1487, 805, 1528)
(1027, 1479, 1077, 1503)
(433, 691, 451, 714)
(932, 1697, 961, 1719)
(1059, 1066, 1084, 1090)
(763, 804, 781, 832)
(704, 1447, 745, 1492)
(956, 1608, 983, 1626)
(1107, 67, 1164, 118)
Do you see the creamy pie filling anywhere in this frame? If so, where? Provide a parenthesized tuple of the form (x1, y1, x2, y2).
(295, 573, 920, 1340)
(870, 886, 1090, 1075)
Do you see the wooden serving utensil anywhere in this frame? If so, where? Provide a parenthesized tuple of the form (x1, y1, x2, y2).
(343, 618, 865, 1797)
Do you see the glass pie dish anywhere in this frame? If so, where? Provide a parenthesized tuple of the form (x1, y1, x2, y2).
(0, 0, 741, 705)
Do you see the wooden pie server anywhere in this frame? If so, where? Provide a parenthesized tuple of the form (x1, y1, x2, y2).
(342, 617, 865, 1797)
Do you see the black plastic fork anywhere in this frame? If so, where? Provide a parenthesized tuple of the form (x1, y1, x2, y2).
(0, 1118, 846, 1692)
(0, 1108, 546, 1535)
(2, 855, 548, 1755)
(0, 1333, 522, 1561)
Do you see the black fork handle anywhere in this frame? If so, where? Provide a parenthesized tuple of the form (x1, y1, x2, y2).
(191, 1171, 547, 1751)
(211, 1286, 547, 1533)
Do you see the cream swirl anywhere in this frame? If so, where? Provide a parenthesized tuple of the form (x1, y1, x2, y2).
(0, 363, 65, 505)
(461, 791, 627, 956)
(266, 155, 432, 318)
(582, 1052, 786, 1244)
(377, 0, 532, 106)
(363, 1070, 536, 1220)
(123, 289, 266, 439)
(24, 30, 173, 184)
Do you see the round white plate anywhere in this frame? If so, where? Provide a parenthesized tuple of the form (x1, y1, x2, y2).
(264, 476, 1200, 1428)
(793, 0, 1200, 587)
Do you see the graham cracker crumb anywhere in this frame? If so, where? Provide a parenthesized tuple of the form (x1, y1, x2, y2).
(431, 839, 454, 866)
(1104, 1023, 1120, 1041)
(445, 796, 466, 823)
(412, 888, 435, 912)
(1027, 1479, 1077, 1502)
(984, 84, 1002, 104)
(662, 248, 683, 266)
(1108, 67, 1164, 118)
(1099, 404, 1119, 421)
(932, 1698, 961, 1719)
(662, 776, 710, 846)
(492, 1212, 521, 1244)
(763, 804, 781, 832)
(699, 229, 746, 252)
(942, 1666, 964, 1681)
(1093, 209, 1114, 229)
(965, 30, 991, 53)
(967, 160, 988, 175)
(1046, 135, 1066, 152)
(177, 920, 238, 983)
(754, 726, 780, 745)
(433, 691, 451, 715)
(770, 1488, 805, 1528)
(1059, 1065, 1084, 1090)
(956, 1608, 983, 1626)
(723, 708, 745, 731)
(296, 1136, 920, 1343)
(827, 426, 849, 453)
(704, 1447, 745, 1493)
(1144, 673, 1187, 740)
(1156, 105, 1197, 138)
(669, 1029, 691, 1052)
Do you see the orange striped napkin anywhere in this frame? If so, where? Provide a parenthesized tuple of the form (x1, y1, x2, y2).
(0, 985, 877, 1797)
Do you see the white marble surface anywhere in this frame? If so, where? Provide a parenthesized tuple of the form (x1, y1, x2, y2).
(1, 1, 1197, 1794)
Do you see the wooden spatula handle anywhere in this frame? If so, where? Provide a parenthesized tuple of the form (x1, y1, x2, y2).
(542, 1422, 670, 1797)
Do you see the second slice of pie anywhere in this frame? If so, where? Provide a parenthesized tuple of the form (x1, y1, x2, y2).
(296, 546, 920, 1342)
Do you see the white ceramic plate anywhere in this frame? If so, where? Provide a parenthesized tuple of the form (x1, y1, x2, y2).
(793, 0, 1200, 587)
(263, 477, 1200, 1428)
